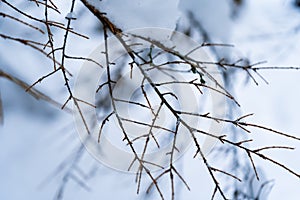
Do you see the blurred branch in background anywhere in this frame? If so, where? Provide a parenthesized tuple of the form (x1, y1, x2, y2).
(0, 0, 300, 200)
(0, 89, 3, 125)
(0, 69, 71, 112)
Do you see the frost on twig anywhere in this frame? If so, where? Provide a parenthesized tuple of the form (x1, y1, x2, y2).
(0, 1, 300, 200)
(65, 12, 77, 20)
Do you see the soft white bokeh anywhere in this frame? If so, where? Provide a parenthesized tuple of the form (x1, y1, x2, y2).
(0, 0, 299, 200)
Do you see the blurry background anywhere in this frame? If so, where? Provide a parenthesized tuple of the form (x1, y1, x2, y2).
(0, 0, 300, 199)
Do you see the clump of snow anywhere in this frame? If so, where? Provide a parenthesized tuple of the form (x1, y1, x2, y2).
(89, 0, 180, 30)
